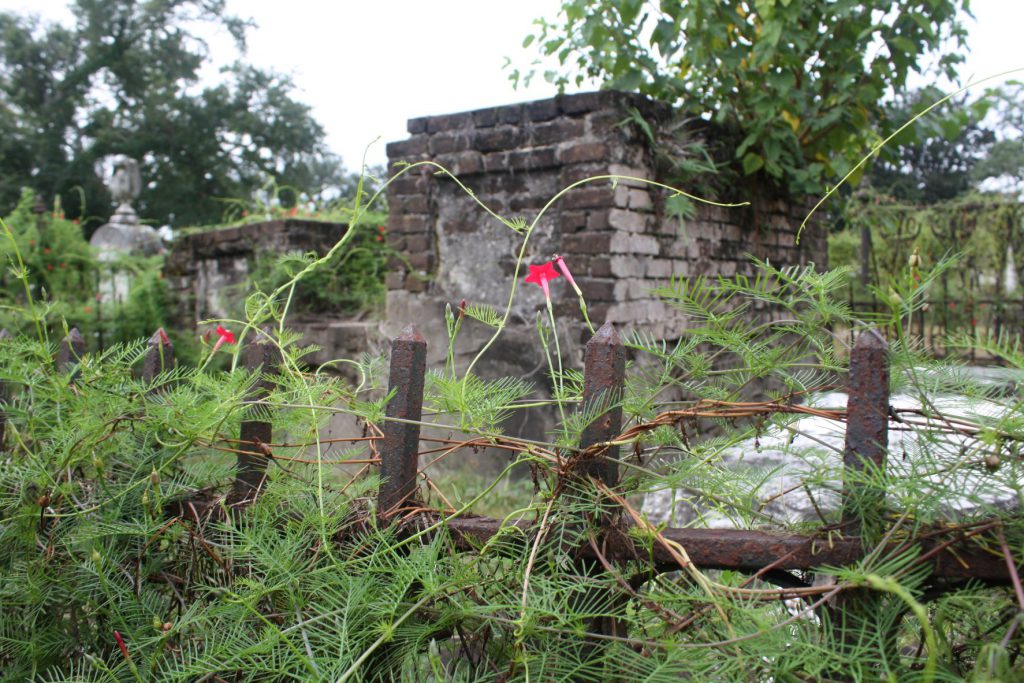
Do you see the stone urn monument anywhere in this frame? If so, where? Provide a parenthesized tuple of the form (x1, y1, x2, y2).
(89, 157, 164, 302)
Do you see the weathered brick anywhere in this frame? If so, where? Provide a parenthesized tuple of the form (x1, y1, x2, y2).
(390, 195, 429, 214)
(507, 147, 558, 171)
(613, 278, 649, 300)
(405, 234, 430, 252)
(628, 189, 653, 211)
(386, 136, 429, 158)
(613, 184, 631, 208)
(525, 98, 559, 122)
(386, 271, 406, 290)
(561, 162, 608, 185)
(589, 256, 612, 277)
(556, 91, 615, 115)
(645, 259, 673, 278)
(587, 110, 626, 136)
(587, 209, 611, 231)
(391, 214, 430, 234)
(509, 194, 547, 211)
(607, 164, 651, 186)
(407, 117, 429, 134)
(671, 260, 690, 277)
(388, 174, 428, 195)
(429, 133, 470, 155)
(482, 152, 509, 173)
(608, 208, 647, 233)
(610, 233, 659, 255)
(450, 151, 484, 176)
(426, 112, 473, 133)
(609, 256, 645, 278)
(471, 106, 500, 128)
(560, 211, 586, 233)
(408, 252, 435, 271)
(532, 118, 584, 146)
(557, 141, 608, 164)
(499, 104, 525, 125)
(577, 277, 615, 301)
(474, 127, 523, 152)
(561, 186, 614, 210)
(562, 232, 612, 254)
(404, 273, 428, 293)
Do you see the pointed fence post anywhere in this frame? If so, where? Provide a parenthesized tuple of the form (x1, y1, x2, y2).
(579, 322, 626, 486)
(841, 328, 890, 540)
(230, 328, 280, 504)
(0, 329, 9, 452)
(141, 328, 175, 386)
(56, 327, 86, 376)
(833, 328, 891, 661)
(377, 325, 427, 522)
(577, 322, 627, 642)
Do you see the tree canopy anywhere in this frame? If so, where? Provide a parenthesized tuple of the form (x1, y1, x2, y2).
(0, 0, 342, 232)
(517, 0, 971, 196)
(868, 86, 995, 204)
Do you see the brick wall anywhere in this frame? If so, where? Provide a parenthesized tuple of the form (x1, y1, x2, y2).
(384, 91, 828, 361)
(165, 219, 347, 327)
(164, 219, 384, 370)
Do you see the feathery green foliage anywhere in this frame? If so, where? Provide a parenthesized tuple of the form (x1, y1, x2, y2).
(1, 163, 1023, 681)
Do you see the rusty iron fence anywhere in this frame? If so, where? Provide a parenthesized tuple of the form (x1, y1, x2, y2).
(847, 295, 1024, 361)
(8, 322, 1021, 643)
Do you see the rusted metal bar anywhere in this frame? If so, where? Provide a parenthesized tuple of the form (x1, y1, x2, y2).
(56, 327, 86, 376)
(841, 328, 890, 540)
(141, 328, 175, 385)
(377, 324, 427, 522)
(578, 322, 626, 485)
(444, 517, 1013, 584)
(230, 328, 279, 504)
(0, 328, 9, 451)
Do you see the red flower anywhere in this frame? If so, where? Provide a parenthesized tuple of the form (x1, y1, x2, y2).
(46, 264, 53, 271)
(211, 325, 235, 354)
(378, 225, 386, 233)
(288, 206, 298, 217)
(114, 630, 130, 660)
(84, 306, 93, 314)
(43, 247, 51, 255)
(524, 261, 561, 302)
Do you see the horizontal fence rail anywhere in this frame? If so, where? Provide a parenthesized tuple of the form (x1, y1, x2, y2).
(134, 320, 1020, 589)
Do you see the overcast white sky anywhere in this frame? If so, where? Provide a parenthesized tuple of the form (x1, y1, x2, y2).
(2, 0, 1021, 171)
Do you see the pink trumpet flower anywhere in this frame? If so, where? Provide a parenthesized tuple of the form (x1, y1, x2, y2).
(553, 255, 582, 297)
